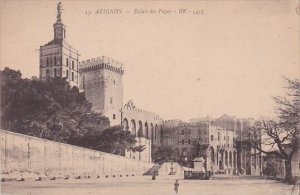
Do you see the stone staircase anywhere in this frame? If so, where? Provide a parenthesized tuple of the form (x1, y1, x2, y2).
(143, 164, 161, 175)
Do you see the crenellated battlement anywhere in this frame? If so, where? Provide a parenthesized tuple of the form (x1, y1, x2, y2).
(79, 56, 124, 75)
(163, 119, 181, 123)
(123, 107, 161, 120)
(122, 100, 162, 121)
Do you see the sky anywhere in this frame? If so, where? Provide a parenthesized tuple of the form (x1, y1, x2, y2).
(1, 0, 299, 121)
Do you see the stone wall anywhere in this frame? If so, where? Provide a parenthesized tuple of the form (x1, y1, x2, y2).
(125, 137, 151, 162)
(0, 130, 153, 180)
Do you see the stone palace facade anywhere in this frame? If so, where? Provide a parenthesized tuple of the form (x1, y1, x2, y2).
(39, 4, 161, 163)
(38, 3, 264, 174)
(161, 115, 262, 175)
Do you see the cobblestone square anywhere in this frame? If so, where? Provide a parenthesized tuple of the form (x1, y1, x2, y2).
(1, 177, 297, 195)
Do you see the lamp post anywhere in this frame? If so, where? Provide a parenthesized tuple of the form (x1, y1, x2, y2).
(170, 156, 175, 175)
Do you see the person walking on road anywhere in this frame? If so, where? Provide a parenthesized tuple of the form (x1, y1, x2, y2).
(174, 179, 179, 194)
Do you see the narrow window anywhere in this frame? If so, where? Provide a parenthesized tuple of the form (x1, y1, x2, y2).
(54, 56, 56, 66)
(82, 75, 85, 89)
(66, 58, 69, 66)
(110, 97, 113, 104)
(46, 69, 50, 78)
(66, 69, 69, 78)
(72, 61, 74, 69)
(113, 114, 116, 120)
(71, 72, 74, 81)
(46, 57, 49, 67)
(54, 68, 57, 77)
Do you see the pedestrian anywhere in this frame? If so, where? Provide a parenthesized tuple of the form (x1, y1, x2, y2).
(174, 179, 179, 194)
(210, 165, 214, 179)
(152, 172, 156, 180)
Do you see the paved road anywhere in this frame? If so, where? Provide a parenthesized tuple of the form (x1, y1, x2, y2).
(1, 176, 297, 195)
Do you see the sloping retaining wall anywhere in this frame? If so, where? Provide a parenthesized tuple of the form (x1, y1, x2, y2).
(0, 130, 153, 180)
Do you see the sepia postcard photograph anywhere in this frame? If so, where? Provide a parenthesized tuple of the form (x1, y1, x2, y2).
(0, 0, 299, 194)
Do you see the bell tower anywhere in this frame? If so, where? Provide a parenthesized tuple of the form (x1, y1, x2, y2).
(39, 2, 80, 88)
(53, 2, 66, 40)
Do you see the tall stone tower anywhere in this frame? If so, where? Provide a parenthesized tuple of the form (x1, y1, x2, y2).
(79, 57, 124, 126)
(39, 2, 80, 87)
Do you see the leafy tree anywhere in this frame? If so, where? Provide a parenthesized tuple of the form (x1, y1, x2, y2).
(262, 154, 280, 177)
(1, 67, 141, 155)
(152, 145, 177, 164)
(1, 67, 105, 142)
(71, 125, 138, 155)
(244, 78, 299, 182)
(132, 144, 146, 153)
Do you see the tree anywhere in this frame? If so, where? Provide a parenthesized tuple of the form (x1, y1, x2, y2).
(1, 67, 142, 156)
(245, 78, 299, 182)
(262, 154, 280, 177)
(152, 145, 177, 164)
(71, 125, 138, 156)
(0, 67, 109, 142)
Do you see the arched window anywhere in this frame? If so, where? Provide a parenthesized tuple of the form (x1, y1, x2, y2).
(131, 120, 136, 135)
(210, 147, 215, 163)
(122, 118, 129, 131)
(155, 125, 158, 141)
(145, 122, 149, 139)
(137, 121, 143, 137)
(150, 124, 154, 142)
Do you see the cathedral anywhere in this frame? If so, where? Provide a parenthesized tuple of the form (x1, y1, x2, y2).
(39, 2, 161, 163)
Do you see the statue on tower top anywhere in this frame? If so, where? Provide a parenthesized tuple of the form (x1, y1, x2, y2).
(56, 2, 64, 21)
